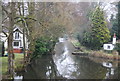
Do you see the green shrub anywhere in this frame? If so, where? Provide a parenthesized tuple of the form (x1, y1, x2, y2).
(115, 43, 120, 55)
(32, 37, 57, 58)
(82, 31, 92, 48)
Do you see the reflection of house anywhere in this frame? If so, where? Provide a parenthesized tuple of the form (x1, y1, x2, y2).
(1, 26, 28, 54)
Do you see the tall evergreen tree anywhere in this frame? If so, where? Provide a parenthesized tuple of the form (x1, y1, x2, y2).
(91, 6, 110, 49)
(118, 1, 120, 39)
(110, 1, 120, 39)
(110, 14, 118, 39)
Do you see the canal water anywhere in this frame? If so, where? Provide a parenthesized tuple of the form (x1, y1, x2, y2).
(15, 39, 120, 80)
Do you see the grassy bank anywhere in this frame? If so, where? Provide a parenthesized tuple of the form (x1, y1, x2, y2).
(70, 39, 120, 60)
(89, 50, 120, 60)
(0, 53, 24, 79)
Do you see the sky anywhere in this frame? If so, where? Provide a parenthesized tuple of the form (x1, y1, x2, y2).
(2, 0, 120, 2)
(2, 0, 119, 21)
(101, 2, 118, 21)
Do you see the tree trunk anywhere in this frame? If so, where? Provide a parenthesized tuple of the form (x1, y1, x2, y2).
(8, 32, 14, 77)
(23, 28, 26, 63)
(26, 2, 35, 64)
(22, 2, 26, 65)
(2, 42, 5, 56)
(8, 2, 15, 77)
(18, 2, 27, 66)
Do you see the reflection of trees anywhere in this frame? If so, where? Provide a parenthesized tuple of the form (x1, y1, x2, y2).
(23, 54, 119, 79)
(103, 66, 119, 79)
(31, 55, 55, 79)
(23, 55, 64, 79)
(75, 57, 108, 79)
(88, 57, 119, 67)
(86, 57, 119, 79)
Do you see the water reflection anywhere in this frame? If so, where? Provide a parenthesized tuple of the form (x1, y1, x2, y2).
(22, 55, 64, 79)
(87, 56, 119, 79)
(53, 42, 78, 79)
(53, 40, 119, 79)
(14, 76, 23, 80)
(103, 62, 113, 68)
(17, 39, 119, 79)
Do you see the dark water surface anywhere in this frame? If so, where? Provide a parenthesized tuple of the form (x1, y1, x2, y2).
(15, 40, 120, 80)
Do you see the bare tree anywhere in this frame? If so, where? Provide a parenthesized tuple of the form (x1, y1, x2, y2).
(2, 2, 16, 77)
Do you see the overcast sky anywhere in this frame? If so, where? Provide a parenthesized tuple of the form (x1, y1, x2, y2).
(2, 0, 120, 2)
(2, 0, 119, 21)
(101, 2, 118, 21)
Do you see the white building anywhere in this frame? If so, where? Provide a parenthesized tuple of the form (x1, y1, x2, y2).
(103, 33, 116, 51)
(1, 26, 28, 54)
(58, 37, 65, 42)
(103, 44, 114, 50)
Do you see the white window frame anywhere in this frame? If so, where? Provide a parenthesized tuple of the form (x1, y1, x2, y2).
(13, 41, 20, 48)
(14, 32, 20, 40)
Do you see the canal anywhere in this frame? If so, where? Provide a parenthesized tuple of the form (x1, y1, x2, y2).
(15, 39, 119, 80)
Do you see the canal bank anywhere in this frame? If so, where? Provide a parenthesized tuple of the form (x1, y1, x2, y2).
(70, 39, 120, 61)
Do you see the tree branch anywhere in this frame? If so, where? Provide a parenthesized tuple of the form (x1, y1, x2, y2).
(2, 5, 9, 15)
(2, 30, 8, 37)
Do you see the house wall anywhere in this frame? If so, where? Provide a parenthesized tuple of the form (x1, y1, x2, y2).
(1, 27, 28, 54)
(4, 40, 8, 50)
(0, 33, 8, 50)
(13, 31, 23, 48)
(103, 44, 114, 50)
(13, 31, 28, 49)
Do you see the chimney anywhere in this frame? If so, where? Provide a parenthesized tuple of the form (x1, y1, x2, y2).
(112, 33, 116, 44)
(113, 33, 116, 38)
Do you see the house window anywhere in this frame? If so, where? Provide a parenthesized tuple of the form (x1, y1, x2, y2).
(107, 46, 110, 49)
(14, 42, 19, 47)
(15, 32, 19, 39)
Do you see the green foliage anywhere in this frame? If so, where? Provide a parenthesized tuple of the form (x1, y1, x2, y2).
(82, 6, 111, 50)
(110, 2, 120, 40)
(32, 37, 57, 59)
(115, 43, 120, 55)
(82, 31, 92, 47)
(118, 1, 120, 39)
(111, 22, 118, 39)
(110, 15, 119, 40)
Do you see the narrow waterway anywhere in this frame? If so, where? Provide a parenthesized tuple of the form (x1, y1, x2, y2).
(15, 39, 119, 80)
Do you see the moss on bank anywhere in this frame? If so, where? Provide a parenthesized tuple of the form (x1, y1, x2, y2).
(0, 54, 24, 79)
(89, 51, 120, 60)
(70, 39, 120, 60)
